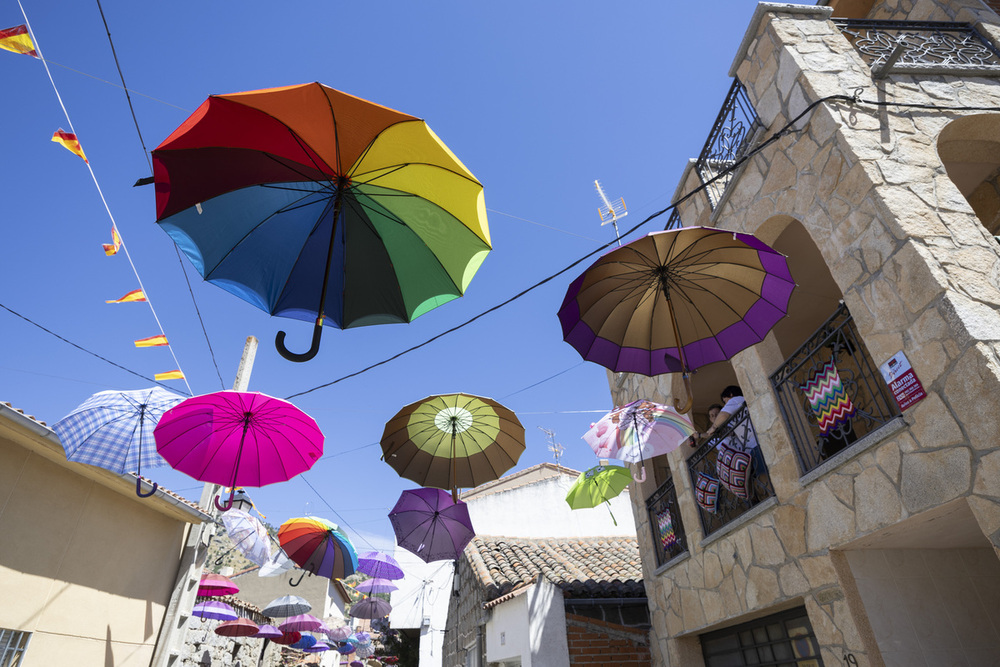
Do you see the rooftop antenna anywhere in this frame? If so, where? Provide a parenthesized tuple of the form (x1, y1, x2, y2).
(595, 179, 628, 246)
(538, 427, 564, 467)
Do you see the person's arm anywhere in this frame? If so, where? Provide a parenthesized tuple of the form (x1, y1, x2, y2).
(703, 409, 733, 439)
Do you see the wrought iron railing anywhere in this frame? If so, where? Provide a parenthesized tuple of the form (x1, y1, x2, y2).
(665, 208, 683, 230)
(834, 19, 1000, 76)
(645, 474, 687, 566)
(686, 404, 774, 538)
(694, 79, 763, 211)
(769, 302, 900, 475)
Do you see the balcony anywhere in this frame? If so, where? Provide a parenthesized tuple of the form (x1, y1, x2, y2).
(834, 19, 1000, 77)
(685, 403, 775, 538)
(645, 474, 687, 567)
(694, 79, 763, 211)
(769, 302, 900, 475)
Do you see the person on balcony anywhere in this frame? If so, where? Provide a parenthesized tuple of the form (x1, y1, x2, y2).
(690, 386, 765, 474)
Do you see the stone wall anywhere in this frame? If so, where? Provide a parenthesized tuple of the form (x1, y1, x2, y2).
(622, 2, 1000, 666)
(443, 556, 485, 667)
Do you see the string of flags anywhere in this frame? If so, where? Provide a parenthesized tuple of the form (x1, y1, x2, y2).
(3, 18, 191, 390)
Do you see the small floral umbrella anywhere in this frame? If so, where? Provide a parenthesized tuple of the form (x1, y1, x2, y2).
(584, 399, 694, 471)
(325, 626, 353, 641)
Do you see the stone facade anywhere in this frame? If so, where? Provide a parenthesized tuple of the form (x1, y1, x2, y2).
(614, 2, 1000, 666)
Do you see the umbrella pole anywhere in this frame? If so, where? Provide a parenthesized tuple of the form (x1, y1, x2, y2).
(135, 405, 158, 497)
(661, 281, 694, 414)
(451, 426, 459, 503)
(275, 183, 345, 362)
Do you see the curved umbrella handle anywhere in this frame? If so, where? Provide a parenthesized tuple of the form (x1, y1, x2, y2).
(673, 373, 694, 414)
(634, 466, 647, 483)
(214, 487, 236, 512)
(275, 320, 323, 363)
(136, 477, 158, 498)
(289, 570, 307, 587)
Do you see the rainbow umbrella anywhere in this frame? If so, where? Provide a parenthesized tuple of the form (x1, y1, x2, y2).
(152, 82, 492, 363)
(279, 516, 358, 585)
(584, 400, 694, 465)
(154, 390, 324, 511)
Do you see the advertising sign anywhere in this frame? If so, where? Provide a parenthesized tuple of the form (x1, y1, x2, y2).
(879, 351, 926, 411)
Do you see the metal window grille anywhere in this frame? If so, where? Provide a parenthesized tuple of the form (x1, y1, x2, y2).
(686, 403, 775, 538)
(694, 79, 763, 210)
(665, 208, 683, 231)
(700, 606, 825, 666)
(645, 474, 687, 566)
(834, 19, 1000, 76)
(0, 629, 31, 667)
(769, 302, 900, 475)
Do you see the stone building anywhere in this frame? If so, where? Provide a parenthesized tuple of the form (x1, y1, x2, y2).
(612, 1, 1000, 666)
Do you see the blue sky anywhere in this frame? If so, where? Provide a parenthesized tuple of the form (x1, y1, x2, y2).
(0, 1, 806, 552)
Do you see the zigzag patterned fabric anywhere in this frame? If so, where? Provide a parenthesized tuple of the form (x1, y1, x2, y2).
(657, 507, 678, 549)
(800, 358, 856, 435)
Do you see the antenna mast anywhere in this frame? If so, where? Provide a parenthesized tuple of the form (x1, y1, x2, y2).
(538, 426, 564, 467)
(595, 179, 628, 246)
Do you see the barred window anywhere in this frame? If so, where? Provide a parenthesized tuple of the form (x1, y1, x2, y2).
(0, 629, 31, 667)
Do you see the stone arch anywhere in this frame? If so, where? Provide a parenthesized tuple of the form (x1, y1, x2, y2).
(938, 113, 1000, 236)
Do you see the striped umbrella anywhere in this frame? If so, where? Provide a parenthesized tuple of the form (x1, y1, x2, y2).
(278, 517, 358, 584)
(192, 600, 237, 622)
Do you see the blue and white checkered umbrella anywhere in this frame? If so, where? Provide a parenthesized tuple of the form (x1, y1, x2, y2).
(53, 387, 185, 497)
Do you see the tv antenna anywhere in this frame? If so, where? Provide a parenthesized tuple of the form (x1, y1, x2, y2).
(538, 427, 564, 467)
(595, 179, 627, 246)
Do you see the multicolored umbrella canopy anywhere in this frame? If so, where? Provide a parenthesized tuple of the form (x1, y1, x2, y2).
(388, 488, 475, 563)
(253, 624, 284, 640)
(565, 464, 634, 525)
(558, 227, 794, 410)
(191, 600, 237, 622)
(278, 613, 324, 633)
(215, 618, 259, 637)
(357, 551, 404, 580)
(354, 578, 399, 595)
(221, 509, 273, 567)
(262, 595, 312, 618)
(198, 573, 239, 597)
(154, 391, 324, 511)
(349, 597, 392, 620)
(278, 516, 358, 582)
(152, 82, 492, 362)
(53, 387, 184, 497)
(381, 393, 525, 498)
(584, 399, 694, 464)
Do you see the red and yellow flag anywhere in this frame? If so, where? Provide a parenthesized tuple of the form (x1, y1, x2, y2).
(0, 25, 37, 58)
(135, 334, 168, 348)
(155, 370, 185, 381)
(105, 289, 146, 304)
(103, 226, 122, 256)
(52, 129, 88, 163)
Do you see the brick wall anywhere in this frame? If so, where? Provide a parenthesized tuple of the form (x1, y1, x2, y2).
(565, 613, 651, 667)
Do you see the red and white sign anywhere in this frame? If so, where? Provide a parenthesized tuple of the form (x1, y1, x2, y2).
(879, 351, 926, 411)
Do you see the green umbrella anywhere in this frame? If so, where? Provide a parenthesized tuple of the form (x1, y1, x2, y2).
(565, 464, 634, 525)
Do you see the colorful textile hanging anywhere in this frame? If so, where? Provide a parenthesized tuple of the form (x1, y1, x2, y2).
(106, 289, 146, 304)
(155, 370, 184, 381)
(103, 226, 122, 256)
(51, 129, 88, 163)
(716, 444, 752, 500)
(800, 359, 856, 435)
(695, 473, 719, 513)
(0, 25, 37, 57)
(656, 507, 678, 549)
(135, 335, 168, 348)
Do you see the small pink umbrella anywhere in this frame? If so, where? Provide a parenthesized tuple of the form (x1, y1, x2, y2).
(154, 391, 324, 511)
(279, 613, 325, 633)
(254, 624, 283, 639)
(198, 573, 239, 597)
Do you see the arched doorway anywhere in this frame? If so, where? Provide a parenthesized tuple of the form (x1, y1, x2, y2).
(938, 114, 1000, 237)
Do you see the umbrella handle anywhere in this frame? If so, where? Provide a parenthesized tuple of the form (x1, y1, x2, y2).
(289, 569, 310, 587)
(275, 320, 323, 363)
(136, 477, 158, 498)
(214, 488, 236, 512)
(634, 466, 647, 483)
(673, 373, 694, 414)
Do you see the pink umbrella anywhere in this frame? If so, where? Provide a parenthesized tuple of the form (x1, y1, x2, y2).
(279, 613, 324, 633)
(154, 391, 324, 510)
(325, 625, 353, 641)
(254, 624, 283, 639)
(198, 573, 239, 597)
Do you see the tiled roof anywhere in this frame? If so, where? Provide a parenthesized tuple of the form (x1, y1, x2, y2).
(1, 401, 48, 426)
(466, 535, 645, 601)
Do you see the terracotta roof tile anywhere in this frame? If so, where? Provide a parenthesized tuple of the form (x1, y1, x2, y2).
(466, 535, 644, 602)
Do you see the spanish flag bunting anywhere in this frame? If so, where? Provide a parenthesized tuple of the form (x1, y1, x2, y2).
(102, 225, 122, 256)
(0, 25, 37, 58)
(155, 370, 185, 381)
(52, 129, 88, 163)
(135, 334, 169, 348)
(105, 289, 146, 304)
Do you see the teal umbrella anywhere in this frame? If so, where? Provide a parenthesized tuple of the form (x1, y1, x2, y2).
(565, 464, 633, 525)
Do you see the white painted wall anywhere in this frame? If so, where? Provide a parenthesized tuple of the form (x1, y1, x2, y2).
(389, 548, 454, 667)
(527, 578, 570, 667)
(486, 592, 531, 665)
(466, 473, 635, 538)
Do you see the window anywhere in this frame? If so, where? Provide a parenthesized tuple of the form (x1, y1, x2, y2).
(701, 607, 823, 667)
(0, 629, 31, 667)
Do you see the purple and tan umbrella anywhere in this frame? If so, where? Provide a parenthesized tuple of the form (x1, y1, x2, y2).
(389, 488, 475, 563)
(357, 551, 404, 580)
(154, 390, 324, 511)
(558, 227, 794, 412)
(192, 600, 237, 622)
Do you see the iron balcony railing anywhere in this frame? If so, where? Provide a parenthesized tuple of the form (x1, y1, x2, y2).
(694, 79, 763, 211)
(834, 19, 1000, 76)
(769, 302, 900, 475)
(645, 474, 687, 567)
(686, 403, 775, 538)
(665, 208, 683, 231)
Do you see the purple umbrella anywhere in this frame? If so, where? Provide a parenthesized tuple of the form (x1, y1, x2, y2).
(304, 641, 330, 652)
(354, 577, 399, 594)
(389, 488, 475, 562)
(279, 613, 324, 633)
(357, 551, 404, 580)
(154, 390, 324, 511)
(191, 600, 237, 621)
(254, 624, 283, 639)
(338, 644, 357, 655)
(325, 625, 353, 641)
(349, 597, 392, 619)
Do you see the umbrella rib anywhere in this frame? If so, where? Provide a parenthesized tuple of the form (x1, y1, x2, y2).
(271, 192, 341, 319)
(352, 158, 484, 190)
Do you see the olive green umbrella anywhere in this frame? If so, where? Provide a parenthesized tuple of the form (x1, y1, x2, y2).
(380, 393, 525, 500)
(565, 464, 634, 525)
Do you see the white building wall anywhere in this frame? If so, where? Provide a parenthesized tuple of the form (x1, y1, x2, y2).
(486, 593, 531, 665)
(527, 578, 570, 667)
(389, 549, 454, 667)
